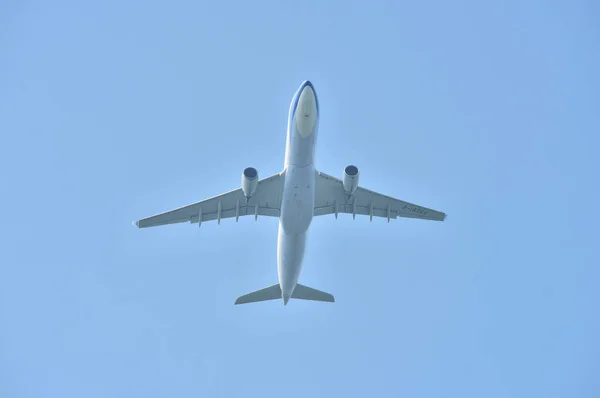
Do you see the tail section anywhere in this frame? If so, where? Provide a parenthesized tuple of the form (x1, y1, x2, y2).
(234, 283, 335, 305)
(292, 284, 335, 303)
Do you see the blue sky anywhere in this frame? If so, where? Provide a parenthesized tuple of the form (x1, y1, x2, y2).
(1, 0, 599, 397)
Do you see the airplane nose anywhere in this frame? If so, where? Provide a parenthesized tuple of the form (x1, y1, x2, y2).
(295, 85, 317, 137)
(299, 85, 315, 115)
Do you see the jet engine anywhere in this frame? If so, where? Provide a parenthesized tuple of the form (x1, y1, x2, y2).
(242, 167, 259, 198)
(343, 165, 359, 195)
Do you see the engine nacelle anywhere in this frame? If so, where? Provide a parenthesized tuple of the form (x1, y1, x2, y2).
(242, 167, 259, 198)
(343, 165, 359, 195)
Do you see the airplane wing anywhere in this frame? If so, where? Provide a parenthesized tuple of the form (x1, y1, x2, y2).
(134, 172, 284, 228)
(313, 171, 446, 222)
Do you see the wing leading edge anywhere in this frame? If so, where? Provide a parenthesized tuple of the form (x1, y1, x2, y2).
(134, 172, 284, 228)
(314, 171, 446, 222)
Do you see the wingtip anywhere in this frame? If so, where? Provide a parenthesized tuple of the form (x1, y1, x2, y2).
(132, 220, 139, 228)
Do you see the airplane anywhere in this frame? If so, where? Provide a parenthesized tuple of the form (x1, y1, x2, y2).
(133, 80, 446, 306)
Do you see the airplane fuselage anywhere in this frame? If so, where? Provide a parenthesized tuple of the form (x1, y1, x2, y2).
(278, 81, 319, 304)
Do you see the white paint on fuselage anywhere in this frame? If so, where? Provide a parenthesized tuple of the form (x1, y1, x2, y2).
(278, 81, 319, 304)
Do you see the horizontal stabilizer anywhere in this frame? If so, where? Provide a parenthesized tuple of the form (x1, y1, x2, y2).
(234, 284, 282, 305)
(292, 284, 335, 303)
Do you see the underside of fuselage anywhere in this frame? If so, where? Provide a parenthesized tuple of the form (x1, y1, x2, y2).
(277, 80, 319, 304)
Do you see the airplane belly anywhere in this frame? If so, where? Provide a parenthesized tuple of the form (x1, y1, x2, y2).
(277, 227, 306, 297)
(280, 165, 315, 234)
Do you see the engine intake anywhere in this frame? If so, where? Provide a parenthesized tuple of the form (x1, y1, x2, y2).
(242, 167, 258, 198)
(343, 165, 359, 195)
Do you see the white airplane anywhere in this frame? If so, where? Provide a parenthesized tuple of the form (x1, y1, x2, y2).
(134, 80, 446, 306)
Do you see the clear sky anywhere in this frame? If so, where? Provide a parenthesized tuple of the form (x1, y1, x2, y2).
(1, 0, 599, 397)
